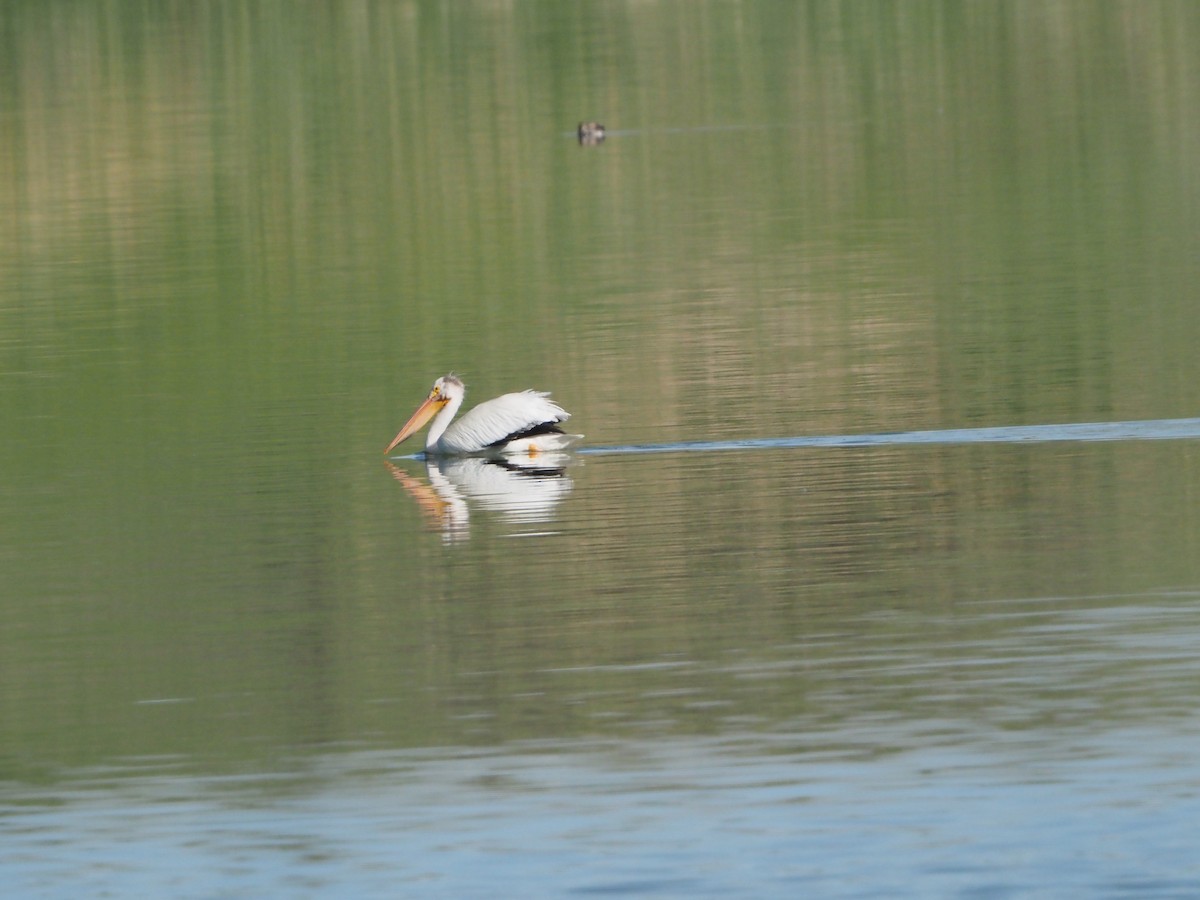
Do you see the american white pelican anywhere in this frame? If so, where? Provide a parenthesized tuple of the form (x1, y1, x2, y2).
(385, 375, 582, 457)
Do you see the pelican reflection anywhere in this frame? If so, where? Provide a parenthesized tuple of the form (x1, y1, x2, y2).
(386, 454, 575, 542)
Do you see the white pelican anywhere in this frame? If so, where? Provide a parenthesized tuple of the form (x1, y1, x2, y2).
(385, 374, 582, 457)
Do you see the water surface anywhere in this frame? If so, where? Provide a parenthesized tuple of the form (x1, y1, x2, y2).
(3, 2, 1200, 896)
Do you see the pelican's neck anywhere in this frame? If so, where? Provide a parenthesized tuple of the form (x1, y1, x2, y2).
(426, 391, 464, 451)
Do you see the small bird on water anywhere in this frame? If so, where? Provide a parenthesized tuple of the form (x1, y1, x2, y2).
(577, 122, 606, 145)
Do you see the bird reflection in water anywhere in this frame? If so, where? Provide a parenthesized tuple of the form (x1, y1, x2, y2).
(385, 455, 575, 543)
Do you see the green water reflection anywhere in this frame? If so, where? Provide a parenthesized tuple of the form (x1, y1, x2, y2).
(2, 1, 1199, 785)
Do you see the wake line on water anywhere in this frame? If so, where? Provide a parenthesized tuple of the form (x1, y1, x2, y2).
(577, 417, 1200, 457)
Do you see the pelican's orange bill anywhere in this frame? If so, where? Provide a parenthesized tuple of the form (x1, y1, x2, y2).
(385, 393, 447, 454)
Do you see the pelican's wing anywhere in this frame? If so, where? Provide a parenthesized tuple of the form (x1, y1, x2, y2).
(439, 391, 571, 455)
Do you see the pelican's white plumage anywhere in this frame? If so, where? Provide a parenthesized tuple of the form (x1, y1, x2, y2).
(385, 375, 582, 457)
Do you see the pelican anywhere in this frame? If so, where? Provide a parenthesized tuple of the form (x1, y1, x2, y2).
(385, 375, 582, 457)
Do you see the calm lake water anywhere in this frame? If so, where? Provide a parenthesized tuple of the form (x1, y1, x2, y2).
(4, 2, 1200, 896)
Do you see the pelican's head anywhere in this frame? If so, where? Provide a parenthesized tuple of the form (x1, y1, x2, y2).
(385, 374, 465, 454)
(431, 374, 465, 402)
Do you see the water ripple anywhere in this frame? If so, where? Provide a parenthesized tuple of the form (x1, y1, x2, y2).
(579, 417, 1200, 457)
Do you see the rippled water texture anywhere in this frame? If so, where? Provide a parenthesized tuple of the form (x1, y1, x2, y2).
(3, 2, 1200, 896)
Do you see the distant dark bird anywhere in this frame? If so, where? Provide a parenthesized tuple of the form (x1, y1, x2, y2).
(577, 122, 606, 145)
